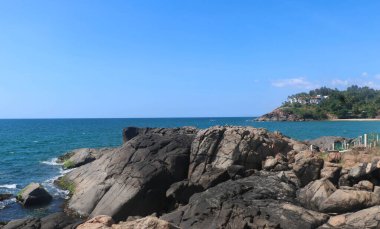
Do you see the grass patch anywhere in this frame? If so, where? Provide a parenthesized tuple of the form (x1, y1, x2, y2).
(56, 177, 75, 196)
(319, 152, 329, 161)
(63, 160, 75, 169)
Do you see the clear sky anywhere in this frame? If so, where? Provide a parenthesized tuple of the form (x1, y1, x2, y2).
(1, 1, 380, 118)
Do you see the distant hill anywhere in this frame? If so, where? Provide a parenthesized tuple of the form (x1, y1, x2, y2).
(258, 85, 380, 121)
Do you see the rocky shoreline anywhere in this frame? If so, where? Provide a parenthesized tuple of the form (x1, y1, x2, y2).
(2, 126, 380, 228)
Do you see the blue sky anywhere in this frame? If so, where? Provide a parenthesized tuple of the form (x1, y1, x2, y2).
(1, 1, 380, 118)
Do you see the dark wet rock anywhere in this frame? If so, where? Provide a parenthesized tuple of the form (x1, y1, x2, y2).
(166, 181, 203, 206)
(319, 189, 380, 214)
(297, 179, 336, 211)
(16, 183, 52, 207)
(64, 128, 195, 221)
(0, 194, 12, 201)
(292, 151, 324, 187)
(1, 212, 80, 229)
(318, 206, 380, 229)
(338, 174, 352, 187)
(347, 160, 380, 184)
(59, 148, 114, 169)
(162, 174, 328, 229)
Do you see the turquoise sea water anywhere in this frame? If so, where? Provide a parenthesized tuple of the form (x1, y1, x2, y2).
(1, 118, 380, 221)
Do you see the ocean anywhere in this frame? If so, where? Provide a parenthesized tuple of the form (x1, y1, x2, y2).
(1, 118, 380, 221)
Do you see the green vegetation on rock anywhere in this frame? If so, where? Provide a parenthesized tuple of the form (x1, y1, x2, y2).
(16, 186, 28, 201)
(63, 160, 75, 169)
(282, 85, 380, 119)
(56, 176, 75, 195)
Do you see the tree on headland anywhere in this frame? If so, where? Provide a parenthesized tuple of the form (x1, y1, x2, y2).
(282, 85, 380, 119)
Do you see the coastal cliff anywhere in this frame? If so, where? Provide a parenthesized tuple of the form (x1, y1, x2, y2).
(256, 107, 306, 121)
(3, 126, 380, 228)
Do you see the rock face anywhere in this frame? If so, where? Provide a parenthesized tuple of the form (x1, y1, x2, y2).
(162, 174, 328, 229)
(59, 148, 114, 169)
(292, 151, 324, 187)
(256, 108, 305, 121)
(188, 126, 306, 189)
(1, 212, 80, 229)
(64, 128, 196, 221)
(16, 183, 52, 207)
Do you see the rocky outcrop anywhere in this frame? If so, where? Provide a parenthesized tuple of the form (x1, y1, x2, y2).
(60, 126, 310, 222)
(59, 148, 114, 169)
(0, 213, 80, 229)
(188, 126, 306, 188)
(256, 108, 305, 121)
(63, 128, 195, 221)
(162, 174, 328, 229)
(16, 183, 52, 207)
(9, 126, 380, 228)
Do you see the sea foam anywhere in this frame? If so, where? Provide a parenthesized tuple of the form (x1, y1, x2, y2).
(41, 158, 62, 166)
(0, 184, 17, 189)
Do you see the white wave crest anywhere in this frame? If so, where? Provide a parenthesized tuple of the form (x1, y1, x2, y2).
(0, 184, 17, 189)
(41, 158, 62, 166)
(0, 198, 16, 209)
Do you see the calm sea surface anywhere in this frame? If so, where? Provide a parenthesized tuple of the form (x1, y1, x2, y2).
(1, 118, 380, 221)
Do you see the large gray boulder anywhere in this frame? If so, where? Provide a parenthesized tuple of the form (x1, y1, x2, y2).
(16, 183, 52, 207)
(319, 189, 380, 213)
(63, 128, 195, 221)
(162, 173, 329, 229)
(297, 179, 336, 211)
(318, 206, 380, 229)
